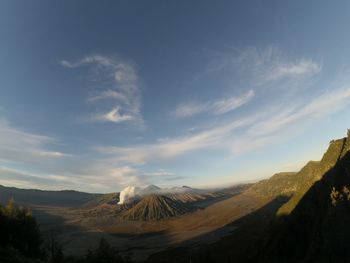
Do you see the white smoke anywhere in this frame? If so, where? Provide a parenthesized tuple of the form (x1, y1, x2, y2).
(118, 185, 198, 204)
(118, 186, 140, 204)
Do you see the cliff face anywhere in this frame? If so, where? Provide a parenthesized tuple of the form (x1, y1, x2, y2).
(277, 134, 350, 216)
(248, 172, 297, 198)
(261, 131, 350, 262)
(249, 132, 350, 216)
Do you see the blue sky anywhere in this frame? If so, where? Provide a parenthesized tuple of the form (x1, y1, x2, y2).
(1, 1, 350, 192)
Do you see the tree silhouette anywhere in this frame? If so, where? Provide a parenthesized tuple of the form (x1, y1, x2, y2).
(0, 199, 43, 260)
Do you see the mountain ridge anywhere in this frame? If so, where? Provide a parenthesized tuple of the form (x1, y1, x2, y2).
(248, 132, 350, 216)
(259, 130, 350, 262)
(0, 184, 99, 207)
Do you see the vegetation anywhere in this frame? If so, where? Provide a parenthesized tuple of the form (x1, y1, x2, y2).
(277, 137, 348, 216)
(0, 198, 43, 262)
(248, 135, 350, 217)
(256, 133, 350, 262)
(82, 239, 128, 263)
(0, 199, 131, 263)
(248, 172, 297, 198)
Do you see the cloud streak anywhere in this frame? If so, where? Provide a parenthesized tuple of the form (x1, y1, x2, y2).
(0, 118, 68, 163)
(213, 46, 322, 87)
(0, 163, 178, 192)
(265, 59, 321, 82)
(171, 89, 255, 118)
(96, 116, 258, 164)
(61, 55, 143, 125)
(93, 107, 134, 123)
(98, 85, 350, 166)
(229, 86, 350, 155)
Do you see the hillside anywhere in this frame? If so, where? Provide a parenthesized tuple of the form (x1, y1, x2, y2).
(277, 136, 349, 216)
(259, 130, 350, 262)
(248, 172, 297, 198)
(247, 135, 350, 216)
(0, 185, 99, 207)
(122, 195, 194, 220)
(83, 192, 119, 208)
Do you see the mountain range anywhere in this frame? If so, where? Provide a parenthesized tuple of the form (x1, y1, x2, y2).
(3, 130, 350, 262)
(0, 185, 98, 207)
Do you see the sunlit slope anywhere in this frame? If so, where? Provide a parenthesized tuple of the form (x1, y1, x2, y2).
(249, 133, 350, 216)
(261, 131, 350, 262)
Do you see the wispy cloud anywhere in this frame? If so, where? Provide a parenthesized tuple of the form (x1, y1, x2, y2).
(211, 89, 255, 114)
(93, 47, 326, 169)
(0, 118, 68, 163)
(0, 114, 180, 192)
(61, 55, 143, 126)
(0, 162, 179, 192)
(171, 102, 207, 118)
(233, 46, 322, 85)
(171, 89, 255, 118)
(0, 166, 75, 190)
(96, 116, 258, 164)
(264, 59, 321, 82)
(93, 107, 134, 123)
(229, 86, 350, 155)
(98, 85, 350, 166)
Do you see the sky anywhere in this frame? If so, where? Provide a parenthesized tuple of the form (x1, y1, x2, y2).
(1, 1, 350, 193)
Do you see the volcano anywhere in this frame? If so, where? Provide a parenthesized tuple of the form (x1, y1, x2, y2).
(122, 194, 194, 221)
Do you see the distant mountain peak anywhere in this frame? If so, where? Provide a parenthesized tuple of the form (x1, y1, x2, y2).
(139, 184, 161, 196)
(144, 184, 161, 190)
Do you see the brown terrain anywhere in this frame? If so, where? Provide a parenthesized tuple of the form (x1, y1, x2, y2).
(7, 132, 350, 262)
(29, 185, 270, 261)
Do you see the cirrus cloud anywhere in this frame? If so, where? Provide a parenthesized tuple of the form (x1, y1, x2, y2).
(171, 89, 255, 118)
(0, 118, 69, 164)
(61, 55, 143, 126)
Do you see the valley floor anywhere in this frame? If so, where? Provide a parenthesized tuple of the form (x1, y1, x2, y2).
(32, 192, 272, 261)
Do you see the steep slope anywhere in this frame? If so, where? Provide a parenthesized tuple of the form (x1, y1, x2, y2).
(248, 135, 349, 216)
(277, 136, 348, 215)
(122, 195, 193, 220)
(248, 172, 297, 198)
(260, 130, 350, 262)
